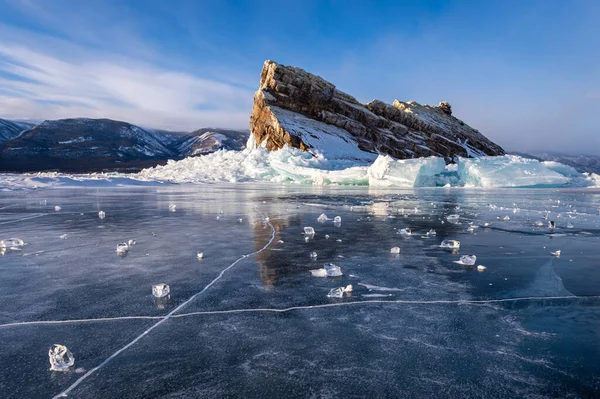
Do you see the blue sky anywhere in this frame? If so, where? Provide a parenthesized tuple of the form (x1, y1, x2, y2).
(0, 0, 598, 154)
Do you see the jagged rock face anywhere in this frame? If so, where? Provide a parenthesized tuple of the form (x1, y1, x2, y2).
(250, 60, 505, 160)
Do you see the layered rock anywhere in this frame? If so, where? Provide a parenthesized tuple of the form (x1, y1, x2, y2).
(250, 60, 505, 161)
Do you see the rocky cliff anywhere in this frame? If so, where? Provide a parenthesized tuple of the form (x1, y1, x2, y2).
(249, 60, 504, 161)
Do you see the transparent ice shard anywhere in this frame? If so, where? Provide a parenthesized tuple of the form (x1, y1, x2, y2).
(304, 226, 315, 236)
(333, 216, 341, 223)
(502, 215, 511, 221)
(54, 206, 61, 212)
(324, 263, 343, 277)
(344, 284, 353, 292)
(152, 283, 170, 298)
(0, 238, 25, 249)
(116, 242, 129, 255)
(440, 239, 460, 250)
(317, 213, 328, 223)
(427, 229, 437, 236)
(477, 265, 487, 272)
(169, 205, 177, 212)
(48, 344, 74, 371)
(98, 210, 106, 219)
(128, 239, 136, 246)
(548, 221, 556, 229)
(238, 218, 243, 223)
(310, 251, 318, 259)
(456, 255, 477, 266)
(390, 247, 400, 254)
(398, 228, 412, 236)
(59, 234, 67, 240)
(551, 250, 561, 257)
(567, 222, 574, 229)
(197, 252, 204, 260)
(327, 287, 345, 298)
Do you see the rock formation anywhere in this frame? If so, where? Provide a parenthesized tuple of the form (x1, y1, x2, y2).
(250, 60, 505, 161)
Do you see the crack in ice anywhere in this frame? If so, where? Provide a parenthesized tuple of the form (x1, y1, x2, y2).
(51, 210, 276, 398)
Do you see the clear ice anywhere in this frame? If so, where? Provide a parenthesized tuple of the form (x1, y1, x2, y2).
(48, 344, 74, 371)
(327, 285, 352, 298)
(457, 255, 477, 266)
(152, 283, 170, 298)
(324, 263, 343, 277)
(317, 213, 328, 223)
(304, 226, 315, 236)
(440, 239, 461, 250)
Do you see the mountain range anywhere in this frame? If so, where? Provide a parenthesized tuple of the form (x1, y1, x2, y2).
(0, 117, 248, 173)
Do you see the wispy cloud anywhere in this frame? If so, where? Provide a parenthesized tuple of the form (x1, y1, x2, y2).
(0, 43, 254, 130)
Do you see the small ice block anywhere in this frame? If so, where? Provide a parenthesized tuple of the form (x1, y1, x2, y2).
(427, 229, 437, 236)
(98, 211, 106, 219)
(477, 265, 486, 272)
(325, 234, 330, 239)
(327, 287, 345, 298)
(304, 227, 315, 236)
(0, 238, 25, 248)
(59, 234, 67, 240)
(310, 251, 317, 259)
(390, 247, 400, 254)
(197, 252, 204, 260)
(440, 239, 460, 250)
(324, 263, 343, 277)
(317, 213, 328, 223)
(344, 284, 353, 292)
(548, 221, 556, 229)
(447, 214, 460, 222)
(457, 255, 477, 266)
(567, 222, 574, 229)
(116, 242, 129, 254)
(310, 269, 327, 277)
(152, 283, 170, 298)
(54, 206, 61, 212)
(128, 239, 136, 246)
(551, 250, 561, 257)
(169, 205, 177, 212)
(534, 221, 544, 227)
(333, 216, 341, 223)
(48, 344, 74, 371)
(398, 228, 412, 236)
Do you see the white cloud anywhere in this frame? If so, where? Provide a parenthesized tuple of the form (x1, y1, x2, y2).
(0, 43, 255, 131)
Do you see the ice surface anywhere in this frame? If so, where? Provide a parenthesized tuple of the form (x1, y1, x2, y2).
(48, 344, 74, 371)
(390, 247, 400, 254)
(152, 283, 170, 298)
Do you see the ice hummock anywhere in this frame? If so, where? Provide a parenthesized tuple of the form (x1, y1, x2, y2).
(48, 344, 74, 371)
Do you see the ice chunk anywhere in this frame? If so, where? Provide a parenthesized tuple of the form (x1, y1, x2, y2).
(398, 228, 412, 236)
(483, 223, 491, 227)
(567, 222, 574, 229)
(98, 210, 106, 219)
(59, 234, 67, 240)
(304, 226, 315, 236)
(336, 239, 342, 242)
(327, 287, 345, 298)
(48, 344, 74, 371)
(169, 205, 176, 212)
(0, 238, 25, 249)
(344, 284, 353, 292)
(197, 252, 204, 260)
(440, 239, 460, 250)
(548, 221, 556, 229)
(455, 255, 477, 266)
(333, 216, 342, 223)
(304, 236, 310, 243)
(116, 242, 129, 255)
(447, 214, 460, 223)
(551, 250, 561, 257)
(310, 251, 318, 259)
(54, 206, 61, 212)
(152, 283, 170, 298)
(317, 213, 328, 223)
(427, 229, 437, 236)
(390, 247, 400, 254)
(534, 221, 544, 227)
(310, 269, 328, 277)
(128, 239, 136, 246)
(238, 218, 243, 223)
(502, 215, 511, 221)
(477, 265, 486, 272)
(324, 263, 343, 277)
(325, 234, 330, 239)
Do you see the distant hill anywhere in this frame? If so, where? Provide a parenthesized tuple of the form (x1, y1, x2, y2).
(0, 118, 248, 173)
(511, 151, 600, 175)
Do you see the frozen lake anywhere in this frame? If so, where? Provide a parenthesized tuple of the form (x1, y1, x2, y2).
(1, 184, 599, 398)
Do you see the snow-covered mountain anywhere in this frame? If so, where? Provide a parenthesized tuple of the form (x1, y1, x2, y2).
(511, 152, 600, 175)
(0, 118, 179, 172)
(0, 118, 34, 143)
(177, 128, 249, 157)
